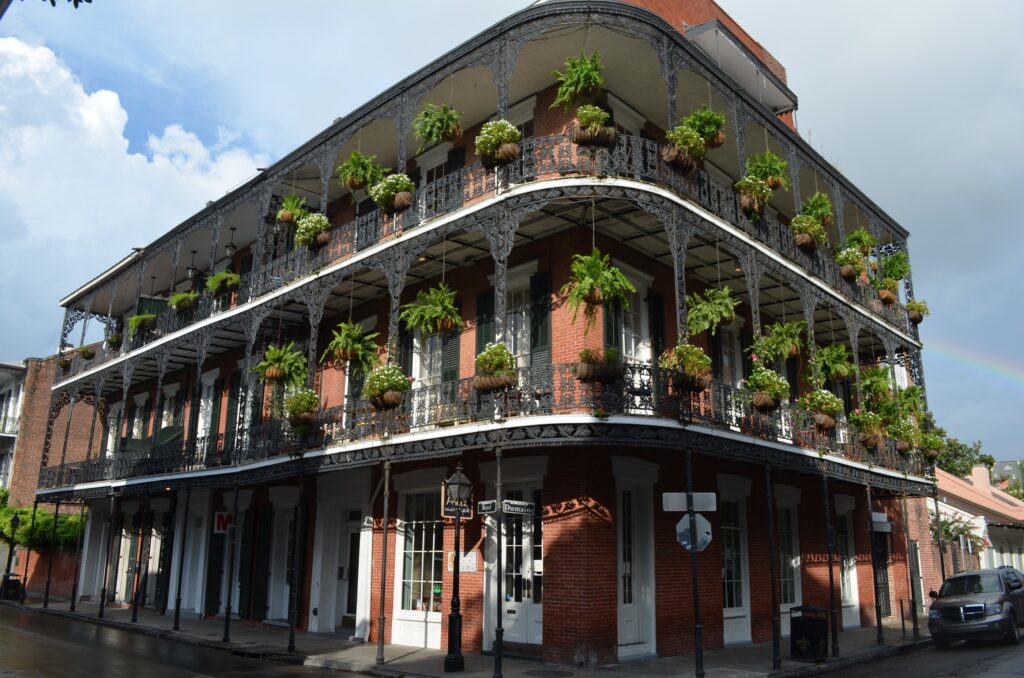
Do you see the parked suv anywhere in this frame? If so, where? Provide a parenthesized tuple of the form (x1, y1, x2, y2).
(928, 567, 1024, 648)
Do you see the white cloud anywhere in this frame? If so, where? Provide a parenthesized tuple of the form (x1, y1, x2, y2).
(0, 37, 268, 356)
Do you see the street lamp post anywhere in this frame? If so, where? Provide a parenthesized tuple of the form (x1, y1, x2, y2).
(444, 463, 472, 673)
(3, 513, 20, 585)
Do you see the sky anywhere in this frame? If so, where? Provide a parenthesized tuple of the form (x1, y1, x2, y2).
(0, 1, 1021, 459)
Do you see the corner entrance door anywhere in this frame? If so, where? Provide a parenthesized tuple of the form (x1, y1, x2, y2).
(501, 485, 543, 645)
(721, 499, 751, 644)
(616, 483, 655, 658)
(335, 512, 362, 631)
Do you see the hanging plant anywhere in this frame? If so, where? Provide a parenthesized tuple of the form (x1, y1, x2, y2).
(750, 320, 805, 364)
(744, 365, 789, 413)
(474, 120, 522, 169)
(859, 365, 892, 403)
(573, 346, 624, 384)
(475, 342, 518, 391)
(875, 277, 899, 305)
(658, 343, 712, 393)
(683, 106, 726, 148)
(254, 341, 308, 388)
(321, 321, 380, 375)
(106, 333, 122, 350)
(918, 431, 945, 459)
(887, 418, 918, 453)
(127, 313, 157, 338)
(801, 192, 833, 227)
(662, 124, 705, 174)
(849, 409, 885, 448)
(834, 247, 866, 282)
(294, 212, 333, 250)
(573, 104, 616, 148)
(798, 388, 843, 432)
(560, 247, 637, 335)
(337, 151, 388, 193)
(277, 194, 307, 224)
(78, 346, 95, 361)
(551, 51, 604, 111)
(369, 173, 416, 215)
(285, 387, 320, 428)
(734, 175, 773, 220)
(362, 363, 411, 410)
(810, 344, 856, 385)
(686, 286, 739, 336)
(205, 271, 240, 296)
(168, 290, 198, 312)
(744, 151, 791, 190)
(400, 282, 463, 335)
(413, 104, 463, 153)
(845, 228, 877, 257)
(788, 214, 828, 253)
(905, 299, 929, 325)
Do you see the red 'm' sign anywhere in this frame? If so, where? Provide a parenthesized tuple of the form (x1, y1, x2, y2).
(214, 511, 234, 534)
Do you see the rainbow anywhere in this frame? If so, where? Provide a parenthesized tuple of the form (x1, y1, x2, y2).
(923, 337, 1024, 392)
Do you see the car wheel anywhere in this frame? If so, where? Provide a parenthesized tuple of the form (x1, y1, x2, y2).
(1006, 616, 1021, 645)
(933, 637, 950, 650)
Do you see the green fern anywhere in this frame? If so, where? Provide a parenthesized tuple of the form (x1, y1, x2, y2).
(686, 286, 739, 336)
(254, 341, 308, 388)
(560, 248, 636, 335)
(400, 282, 463, 335)
(321, 321, 381, 375)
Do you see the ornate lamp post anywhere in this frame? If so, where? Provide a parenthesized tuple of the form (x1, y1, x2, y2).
(444, 463, 472, 673)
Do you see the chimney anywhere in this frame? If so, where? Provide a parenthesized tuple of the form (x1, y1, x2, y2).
(970, 464, 992, 490)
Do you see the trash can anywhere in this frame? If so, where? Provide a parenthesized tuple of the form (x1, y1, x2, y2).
(1, 574, 22, 601)
(790, 603, 827, 662)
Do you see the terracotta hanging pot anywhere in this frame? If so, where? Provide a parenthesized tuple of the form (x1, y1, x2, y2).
(751, 392, 778, 413)
(660, 146, 696, 175)
(813, 413, 837, 432)
(839, 265, 859, 282)
(390, 191, 414, 214)
(908, 310, 924, 325)
(878, 289, 898, 305)
(794, 232, 817, 253)
(572, 125, 617, 148)
(896, 440, 912, 453)
(765, 175, 784, 190)
(672, 371, 711, 394)
(858, 432, 882, 449)
(705, 131, 726, 149)
(279, 210, 294, 224)
(343, 176, 365, 192)
(371, 390, 404, 410)
(263, 366, 285, 381)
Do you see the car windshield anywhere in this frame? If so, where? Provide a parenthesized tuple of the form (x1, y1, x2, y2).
(939, 573, 1002, 597)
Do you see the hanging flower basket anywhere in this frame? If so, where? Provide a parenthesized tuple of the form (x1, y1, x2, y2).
(371, 390, 404, 410)
(660, 145, 697, 175)
(908, 310, 924, 325)
(288, 412, 317, 427)
(878, 289, 898, 305)
(263, 366, 285, 381)
(923, 448, 940, 460)
(895, 440, 912, 453)
(839, 264, 859, 282)
(751, 392, 779, 413)
(705, 131, 726, 149)
(765, 175, 785, 190)
(858, 432, 882, 448)
(671, 371, 711, 394)
(475, 372, 518, 393)
(79, 347, 95, 361)
(391, 191, 414, 213)
(794, 232, 817, 254)
(314, 230, 332, 248)
(813, 413, 837, 432)
(572, 125, 617, 148)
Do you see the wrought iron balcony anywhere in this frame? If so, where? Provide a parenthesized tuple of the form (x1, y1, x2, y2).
(39, 361, 930, 491)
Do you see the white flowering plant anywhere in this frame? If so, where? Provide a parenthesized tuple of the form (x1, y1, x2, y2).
(743, 365, 789, 402)
(294, 212, 331, 249)
(369, 173, 416, 212)
(798, 388, 843, 416)
(474, 120, 522, 160)
(362, 363, 412, 400)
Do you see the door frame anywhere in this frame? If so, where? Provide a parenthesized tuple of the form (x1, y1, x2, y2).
(835, 494, 860, 629)
(479, 455, 548, 651)
(774, 484, 803, 636)
(613, 456, 658, 659)
(718, 474, 752, 645)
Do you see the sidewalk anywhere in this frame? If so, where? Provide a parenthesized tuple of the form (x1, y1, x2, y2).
(4, 596, 931, 677)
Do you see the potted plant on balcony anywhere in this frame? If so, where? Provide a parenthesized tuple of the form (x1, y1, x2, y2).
(285, 387, 320, 429)
(811, 343, 856, 383)
(788, 214, 828, 254)
(475, 342, 518, 392)
(799, 388, 843, 432)
(276, 194, 307, 224)
(859, 365, 891, 401)
(905, 299, 929, 325)
(683, 105, 726, 149)
(254, 341, 308, 387)
(106, 332, 122, 350)
(686, 286, 740, 337)
(363, 362, 411, 410)
(551, 50, 604, 110)
(734, 175, 773, 221)
(918, 430, 945, 459)
(875, 277, 899, 305)
(205, 271, 240, 296)
(561, 247, 636, 335)
(76, 345, 94, 361)
(369, 173, 416, 215)
(743, 364, 789, 413)
(845, 227, 877, 257)
(400, 282, 463, 335)
(474, 120, 522, 169)
(661, 123, 705, 174)
(294, 212, 333, 250)
(337, 151, 388, 193)
(168, 290, 198, 312)
(127, 313, 157, 338)
(57, 351, 72, 372)
(759, 320, 805, 360)
(659, 342, 712, 394)
(850, 409, 885, 448)
(413, 103, 463, 153)
(321, 321, 380, 375)
(887, 418, 917, 453)
(744, 151, 791, 191)
(801, 191, 834, 227)
(574, 346, 624, 384)
(834, 247, 866, 283)
(573, 104, 617, 148)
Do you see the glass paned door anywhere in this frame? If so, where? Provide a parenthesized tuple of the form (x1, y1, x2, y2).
(502, 486, 543, 645)
(721, 499, 751, 644)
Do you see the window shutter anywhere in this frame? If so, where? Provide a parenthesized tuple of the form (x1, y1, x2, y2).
(529, 272, 551, 366)
(475, 289, 494, 359)
(208, 378, 223, 437)
(710, 332, 723, 381)
(125, 403, 136, 441)
(603, 300, 624, 351)
(408, 167, 421, 190)
(239, 253, 253, 276)
(647, 291, 665, 361)
(225, 370, 242, 446)
(441, 327, 460, 383)
(786, 355, 799, 400)
(446, 146, 466, 172)
(741, 323, 754, 380)
(398, 326, 414, 378)
(141, 398, 153, 440)
(173, 392, 184, 427)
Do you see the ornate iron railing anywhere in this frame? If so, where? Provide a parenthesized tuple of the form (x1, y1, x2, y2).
(39, 362, 929, 489)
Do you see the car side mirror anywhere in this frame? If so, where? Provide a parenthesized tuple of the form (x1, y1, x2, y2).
(928, 590, 939, 599)
(1009, 580, 1023, 591)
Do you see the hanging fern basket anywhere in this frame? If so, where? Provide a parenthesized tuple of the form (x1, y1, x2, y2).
(263, 366, 285, 381)
(751, 392, 779, 413)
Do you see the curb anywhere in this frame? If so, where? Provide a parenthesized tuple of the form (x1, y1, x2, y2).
(770, 637, 932, 677)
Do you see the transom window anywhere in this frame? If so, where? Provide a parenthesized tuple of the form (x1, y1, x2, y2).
(400, 492, 444, 612)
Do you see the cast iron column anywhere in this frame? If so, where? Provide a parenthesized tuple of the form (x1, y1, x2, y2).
(222, 484, 240, 642)
(130, 493, 149, 622)
(866, 486, 884, 645)
(821, 473, 839, 657)
(932, 490, 946, 580)
(69, 501, 87, 611)
(98, 497, 117, 618)
(43, 499, 61, 608)
(173, 487, 191, 631)
(375, 460, 391, 668)
(493, 446, 504, 678)
(20, 499, 38, 604)
(288, 475, 307, 653)
(686, 448, 704, 678)
(901, 494, 920, 639)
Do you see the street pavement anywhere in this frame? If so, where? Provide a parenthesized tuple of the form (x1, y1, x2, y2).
(0, 604, 359, 677)
(825, 639, 1024, 677)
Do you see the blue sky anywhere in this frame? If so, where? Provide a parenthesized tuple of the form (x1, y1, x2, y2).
(0, 0, 1021, 460)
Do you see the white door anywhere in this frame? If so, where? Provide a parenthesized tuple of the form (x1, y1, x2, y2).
(393, 491, 444, 648)
(778, 507, 802, 636)
(836, 512, 860, 628)
(721, 499, 751, 644)
(267, 511, 293, 620)
(501, 485, 543, 645)
(617, 483, 655, 657)
(335, 516, 362, 630)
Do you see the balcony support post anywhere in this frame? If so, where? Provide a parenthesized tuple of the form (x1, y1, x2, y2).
(741, 253, 764, 336)
(98, 496, 117, 618)
(493, 34, 509, 119)
(299, 281, 334, 388)
(186, 329, 214, 467)
(56, 387, 79, 486)
(69, 499, 87, 612)
(865, 485, 884, 645)
(657, 36, 677, 129)
(206, 211, 225, 274)
(764, 465, 781, 671)
(252, 186, 274, 274)
(172, 486, 191, 630)
(373, 247, 421, 357)
(832, 186, 847, 245)
(901, 493, 920, 640)
(787, 148, 802, 213)
(130, 492, 149, 623)
(732, 101, 747, 171)
(222, 483, 240, 643)
(318, 142, 339, 216)
(240, 305, 273, 449)
(149, 349, 171, 458)
(799, 286, 818, 372)
(375, 459, 392, 668)
(820, 471, 839, 657)
(85, 378, 103, 459)
(483, 209, 518, 342)
(665, 212, 693, 341)
(288, 475, 307, 653)
(43, 498, 60, 608)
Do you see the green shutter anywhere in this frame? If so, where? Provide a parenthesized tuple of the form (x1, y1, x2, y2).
(529, 272, 551, 366)
(647, 291, 665, 361)
(741, 324, 754, 380)
(208, 377, 223, 436)
(476, 289, 494, 358)
(225, 370, 242, 445)
(398, 326, 414, 378)
(710, 331, 723, 380)
(441, 328, 460, 383)
(603, 300, 624, 351)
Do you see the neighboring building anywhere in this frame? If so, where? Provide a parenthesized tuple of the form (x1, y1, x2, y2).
(993, 459, 1023, 487)
(0, 361, 26, 491)
(36, 0, 935, 665)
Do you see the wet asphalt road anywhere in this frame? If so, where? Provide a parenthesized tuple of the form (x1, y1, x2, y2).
(0, 604, 358, 677)
(826, 637, 1024, 677)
